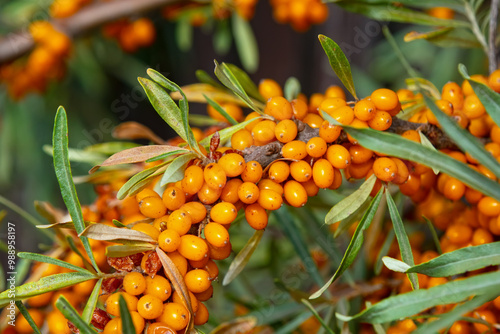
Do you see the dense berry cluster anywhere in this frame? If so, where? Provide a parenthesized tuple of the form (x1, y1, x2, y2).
(270, 0, 328, 31)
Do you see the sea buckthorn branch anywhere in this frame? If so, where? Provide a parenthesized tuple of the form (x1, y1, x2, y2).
(241, 117, 460, 169)
(0, 0, 179, 64)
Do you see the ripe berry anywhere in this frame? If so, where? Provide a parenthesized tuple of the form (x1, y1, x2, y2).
(259, 78, 283, 100)
(368, 111, 392, 131)
(284, 180, 308, 207)
(238, 182, 260, 204)
(231, 129, 254, 150)
(194, 302, 209, 325)
(221, 178, 243, 203)
(178, 235, 209, 261)
(218, 153, 246, 177)
(158, 229, 181, 252)
(291, 98, 308, 120)
(290, 160, 312, 182)
(162, 186, 186, 211)
(210, 202, 237, 224)
(204, 222, 230, 248)
(156, 302, 189, 331)
(197, 182, 223, 204)
(106, 292, 138, 317)
(282, 140, 307, 160)
(354, 99, 376, 121)
(245, 203, 269, 229)
(349, 145, 373, 164)
(139, 196, 167, 219)
(268, 161, 290, 183)
(146, 323, 177, 334)
(252, 120, 277, 144)
(241, 160, 263, 183)
(303, 113, 324, 128)
(145, 275, 172, 302)
(312, 159, 335, 188)
(320, 97, 347, 116)
(326, 144, 351, 169)
(123, 272, 147, 296)
(166, 209, 192, 236)
(266, 96, 293, 120)
(373, 157, 397, 182)
(132, 222, 160, 240)
(181, 165, 204, 195)
(306, 137, 327, 158)
(167, 251, 189, 276)
(319, 120, 342, 143)
(370, 88, 399, 111)
(137, 294, 163, 319)
(258, 179, 284, 195)
(275, 119, 298, 143)
(179, 202, 206, 223)
(204, 162, 227, 189)
(184, 269, 211, 293)
(258, 189, 283, 211)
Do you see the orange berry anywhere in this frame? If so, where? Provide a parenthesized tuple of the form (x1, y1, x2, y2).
(368, 110, 392, 131)
(178, 235, 209, 261)
(218, 153, 246, 177)
(472, 228, 493, 246)
(208, 102, 243, 123)
(166, 209, 192, 236)
(258, 179, 284, 195)
(172, 289, 199, 313)
(391, 158, 410, 184)
(354, 99, 376, 121)
(282, 140, 307, 160)
(158, 229, 182, 252)
(463, 94, 485, 119)
(326, 144, 351, 169)
(184, 269, 211, 293)
(319, 120, 342, 143)
(266, 96, 293, 120)
(312, 159, 335, 188)
(303, 113, 324, 128)
(258, 189, 283, 211)
(268, 161, 290, 183)
(139, 196, 167, 218)
(442, 177, 466, 200)
(252, 120, 277, 144)
(145, 275, 172, 302)
(488, 69, 500, 92)
(478, 196, 500, 216)
(237, 182, 260, 204)
(204, 162, 227, 189)
(291, 98, 308, 120)
(283, 180, 308, 207)
(123, 272, 147, 296)
(401, 130, 421, 143)
(259, 78, 283, 100)
(320, 97, 347, 116)
(204, 222, 230, 248)
(445, 224, 472, 244)
(146, 322, 177, 334)
(220, 178, 243, 204)
(106, 292, 138, 317)
(325, 85, 345, 99)
(197, 182, 223, 204)
(231, 129, 254, 150)
(373, 157, 397, 182)
(241, 160, 263, 183)
(210, 202, 237, 224)
(329, 105, 355, 125)
(194, 302, 209, 325)
(370, 88, 399, 111)
(442, 81, 464, 110)
(156, 302, 189, 331)
(473, 310, 496, 333)
(349, 145, 373, 164)
(244, 111, 263, 131)
(179, 202, 206, 223)
(181, 165, 204, 195)
(137, 294, 163, 319)
(132, 222, 160, 240)
(245, 203, 269, 229)
(136, 188, 160, 202)
(275, 119, 298, 143)
(208, 240, 232, 260)
(290, 160, 312, 182)
(306, 137, 327, 158)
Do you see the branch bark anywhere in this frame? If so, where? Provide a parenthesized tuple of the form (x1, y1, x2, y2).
(0, 0, 179, 64)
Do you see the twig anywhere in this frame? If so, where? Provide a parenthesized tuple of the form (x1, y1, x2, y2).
(463, 0, 490, 60)
(489, 0, 499, 74)
(0, 0, 179, 64)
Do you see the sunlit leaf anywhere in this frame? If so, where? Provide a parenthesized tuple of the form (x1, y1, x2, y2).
(15, 301, 42, 334)
(117, 162, 167, 200)
(310, 187, 384, 299)
(204, 94, 238, 125)
(56, 296, 97, 334)
(43, 145, 107, 165)
(119, 295, 136, 334)
(160, 153, 196, 187)
(223, 230, 264, 286)
(81, 278, 102, 324)
(318, 34, 357, 99)
(17, 252, 90, 273)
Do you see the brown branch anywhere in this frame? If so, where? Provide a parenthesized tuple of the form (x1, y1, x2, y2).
(242, 118, 460, 168)
(0, 0, 179, 64)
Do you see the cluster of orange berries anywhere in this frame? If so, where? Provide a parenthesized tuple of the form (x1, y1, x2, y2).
(0, 21, 71, 99)
(102, 18, 157, 53)
(270, 0, 328, 31)
(50, 0, 91, 18)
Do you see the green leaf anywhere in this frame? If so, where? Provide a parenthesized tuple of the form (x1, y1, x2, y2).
(43, 145, 107, 165)
(386, 191, 418, 289)
(138, 78, 188, 144)
(56, 296, 97, 334)
(80, 223, 156, 243)
(459, 63, 500, 127)
(423, 216, 442, 254)
(325, 174, 377, 225)
(17, 252, 90, 273)
(340, 126, 500, 201)
(337, 270, 500, 323)
(81, 278, 102, 324)
(147, 69, 200, 156)
(301, 300, 336, 334)
(84, 142, 141, 155)
(176, 17, 193, 52)
(189, 114, 222, 127)
(214, 60, 264, 112)
(145, 150, 189, 163)
(338, 2, 469, 27)
(274, 207, 326, 290)
(406, 242, 500, 277)
(225, 63, 265, 102)
(232, 13, 259, 73)
(382, 256, 411, 273)
(423, 94, 500, 180)
(204, 94, 238, 125)
(375, 229, 395, 275)
(405, 77, 440, 100)
(214, 19, 232, 55)
(334, 194, 372, 238)
(160, 153, 196, 187)
(418, 132, 439, 174)
(117, 162, 168, 200)
(413, 293, 497, 334)
(53, 107, 100, 273)
(195, 70, 225, 90)
(15, 301, 42, 334)
(0, 271, 96, 307)
(106, 243, 156, 257)
(199, 117, 263, 147)
(119, 295, 136, 334)
(223, 229, 264, 286)
(404, 28, 481, 49)
(284, 77, 301, 101)
(310, 187, 384, 299)
(318, 34, 357, 99)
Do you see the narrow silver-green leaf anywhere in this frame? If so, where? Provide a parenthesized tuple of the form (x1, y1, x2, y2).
(199, 117, 263, 147)
(17, 252, 90, 273)
(386, 191, 418, 290)
(301, 300, 336, 334)
(342, 127, 500, 201)
(204, 94, 238, 125)
(382, 256, 411, 273)
(84, 142, 140, 155)
(375, 229, 395, 275)
(413, 293, 497, 334)
(318, 34, 357, 99)
(459, 63, 500, 127)
(80, 223, 156, 243)
(160, 153, 196, 187)
(82, 278, 102, 324)
(340, 270, 500, 323)
(0, 271, 96, 307)
(423, 216, 442, 254)
(195, 69, 225, 90)
(106, 244, 156, 257)
(232, 13, 259, 73)
(226, 64, 265, 102)
(120, 295, 136, 334)
(284, 77, 301, 101)
(43, 145, 107, 165)
(53, 107, 100, 273)
(406, 242, 500, 277)
(310, 187, 384, 299)
(418, 132, 439, 174)
(15, 301, 42, 334)
(223, 229, 264, 286)
(325, 174, 377, 225)
(405, 78, 441, 100)
(176, 17, 193, 52)
(138, 77, 187, 141)
(423, 94, 500, 180)
(117, 162, 167, 200)
(56, 296, 97, 334)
